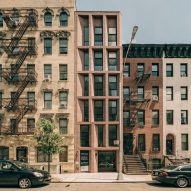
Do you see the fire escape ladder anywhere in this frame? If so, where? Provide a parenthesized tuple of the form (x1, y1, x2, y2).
(130, 110, 137, 127)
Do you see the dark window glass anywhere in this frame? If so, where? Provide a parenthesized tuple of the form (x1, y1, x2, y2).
(0, 64, 2, 81)
(83, 26, 89, 46)
(59, 146, 68, 162)
(80, 125, 89, 147)
(94, 51, 103, 71)
(60, 12, 68, 26)
(59, 91, 68, 108)
(137, 63, 144, 76)
(123, 63, 130, 77)
(44, 12, 52, 26)
(59, 64, 67, 80)
(44, 92, 52, 109)
(0, 13, 3, 27)
(97, 125, 104, 147)
(152, 86, 159, 101)
(109, 76, 118, 96)
(123, 110, 130, 127)
(59, 38, 68, 54)
(94, 75, 103, 96)
(181, 134, 188, 151)
(27, 118, 35, 133)
(83, 51, 89, 71)
(152, 63, 159, 77)
(152, 134, 160, 151)
(181, 87, 188, 100)
(137, 87, 144, 101)
(109, 100, 118, 121)
(152, 110, 159, 126)
(94, 27, 103, 46)
(44, 64, 52, 78)
(181, 110, 188, 125)
(44, 38, 52, 54)
(166, 64, 173, 77)
(0, 92, 2, 109)
(123, 87, 130, 101)
(108, 52, 117, 71)
(94, 100, 104, 121)
(137, 110, 145, 126)
(10, 119, 17, 134)
(84, 75, 89, 96)
(108, 27, 117, 46)
(59, 118, 68, 134)
(27, 92, 35, 107)
(166, 87, 173, 101)
(109, 125, 117, 146)
(37, 147, 52, 162)
(0, 147, 9, 160)
(180, 64, 187, 77)
(138, 134, 145, 151)
(166, 110, 173, 125)
(84, 100, 89, 122)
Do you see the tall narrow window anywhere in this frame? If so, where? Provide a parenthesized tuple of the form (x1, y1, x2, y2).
(37, 147, 52, 162)
(84, 75, 89, 96)
(137, 63, 144, 76)
(94, 100, 104, 121)
(44, 92, 52, 109)
(137, 87, 144, 101)
(83, 26, 89, 46)
(27, 118, 35, 133)
(0, 147, 9, 160)
(109, 125, 117, 146)
(59, 38, 68, 54)
(83, 51, 89, 71)
(80, 125, 89, 147)
(10, 119, 17, 134)
(138, 134, 145, 151)
(59, 91, 68, 108)
(152, 110, 159, 126)
(94, 27, 103, 46)
(166, 63, 173, 77)
(94, 76, 103, 96)
(0, 13, 3, 27)
(137, 110, 145, 126)
(123, 63, 130, 77)
(109, 100, 118, 121)
(152, 134, 160, 151)
(59, 64, 67, 80)
(181, 110, 188, 125)
(166, 110, 173, 125)
(181, 134, 188, 151)
(97, 125, 104, 147)
(123, 87, 130, 101)
(27, 64, 35, 75)
(59, 118, 68, 134)
(60, 11, 68, 26)
(108, 52, 117, 71)
(0, 92, 2, 109)
(109, 76, 118, 96)
(44, 64, 52, 78)
(0, 64, 2, 81)
(27, 92, 35, 107)
(166, 87, 173, 101)
(123, 110, 130, 127)
(152, 86, 159, 99)
(94, 51, 103, 71)
(181, 87, 188, 100)
(59, 146, 68, 162)
(152, 63, 159, 77)
(44, 38, 52, 54)
(180, 63, 187, 77)
(84, 100, 89, 122)
(44, 12, 52, 26)
(108, 27, 117, 46)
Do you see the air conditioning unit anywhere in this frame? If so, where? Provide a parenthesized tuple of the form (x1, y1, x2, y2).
(152, 95, 159, 101)
(60, 103, 67, 108)
(44, 74, 51, 82)
(181, 73, 187, 77)
(114, 140, 120, 146)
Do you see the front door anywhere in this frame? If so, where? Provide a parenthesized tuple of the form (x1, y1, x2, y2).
(123, 134, 133, 155)
(166, 139, 173, 155)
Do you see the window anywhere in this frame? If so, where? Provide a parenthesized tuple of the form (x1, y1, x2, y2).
(80, 125, 89, 147)
(123, 87, 130, 101)
(166, 87, 173, 101)
(152, 86, 159, 100)
(60, 11, 68, 26)
(59, 91, 68, 108)
(152, 63, 159, 77)
(94, 100, 104, 121)
(44, 64, 52, 78)
(181, 134, 188, 151)
(0, 92, 2, 109)
(44, 12, 52, 26)
(44, 38, 52, 54)
(123, 63, 130, 77)
(27, 64, 35, 74)
(84, 100, 89, 122)
(0, 13, 3, 27)
(180, 64, 187, 77)
(94, 51, 103, 71)
(44, 92, 52, 109)
(27, 118, 35, 133)
(10, 119, 17, 134)
(59, 38, 68, 54)
(59, 64, 67, 80)
(108, 27, 117, 46)
(94, 27, 103, 46)
(94, 75, 103, 96)
(137, 110, 145, 126)
(0, 147, 9, 160)
(108, 52, 117, 71)
(152, 110, 159, 126)
(181, 110, 188, 125)
(123, 110, 130, 127)
(137, 63, 144, 76)
(166, 110, 173, 125)
(83, 51, 89, 71)
(138, 134, 145, 151)
(109, 76, 118, 96)
(83, 26, 89, 46)
(84, 75, 89, 96)
(59, 118, 68, 134)
(0, 64, 2, 81)
(59, 146, 68, 162)
(37, 147, 52, 162)
(109, 125, 117, 146)
(137, 87, 144, 101)
(109, 100, 118, 121)
(97, 125, 104, 147)
(152, 134, 160, 151)
(181, 87, 188, 100)
(166, 63, 173, 77)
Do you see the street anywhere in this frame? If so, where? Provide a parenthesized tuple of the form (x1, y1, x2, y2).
(0, 183, 190, 191)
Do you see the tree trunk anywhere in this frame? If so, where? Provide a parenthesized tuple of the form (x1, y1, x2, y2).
(48, 154, 50, 173)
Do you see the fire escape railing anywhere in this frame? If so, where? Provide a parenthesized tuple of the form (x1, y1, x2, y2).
(135, 71, 151, 84)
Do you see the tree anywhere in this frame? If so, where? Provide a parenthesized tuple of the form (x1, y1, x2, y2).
(34, 118, 64, 173)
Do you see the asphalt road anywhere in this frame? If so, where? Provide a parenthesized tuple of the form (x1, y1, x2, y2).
(0, 182, 190, 191)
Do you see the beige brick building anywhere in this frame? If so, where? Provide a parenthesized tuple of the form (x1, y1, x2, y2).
(0, 0, 75, 173)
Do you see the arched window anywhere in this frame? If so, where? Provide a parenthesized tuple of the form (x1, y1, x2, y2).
(44, 12, 52, 26)
(0, 13, 3, 27)
(60, 11, 68, 26)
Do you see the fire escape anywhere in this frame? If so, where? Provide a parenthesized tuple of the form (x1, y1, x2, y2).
(0, 9, 38, 135)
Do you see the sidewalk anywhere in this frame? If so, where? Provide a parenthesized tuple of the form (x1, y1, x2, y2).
(51, 173, 152, 183)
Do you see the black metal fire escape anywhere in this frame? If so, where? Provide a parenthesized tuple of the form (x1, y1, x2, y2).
(0, 9, 38, 134)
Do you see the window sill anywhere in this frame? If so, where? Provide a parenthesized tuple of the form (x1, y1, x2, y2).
(152, 125, 159, 128)
(58, 80, 68, 82)
(59, 107, 68, 109)
(43, 54, 52, 56)
(59, 53, 68, 55)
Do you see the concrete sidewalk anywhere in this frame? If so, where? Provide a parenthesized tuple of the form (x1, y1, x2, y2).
(51, 173, 152, 183)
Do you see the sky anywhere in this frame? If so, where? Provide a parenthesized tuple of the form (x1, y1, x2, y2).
(76, 0, 191, 44)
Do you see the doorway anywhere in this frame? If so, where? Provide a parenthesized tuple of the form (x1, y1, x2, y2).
(123, 133, 133, 155)
(166, 134, 174, 155)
